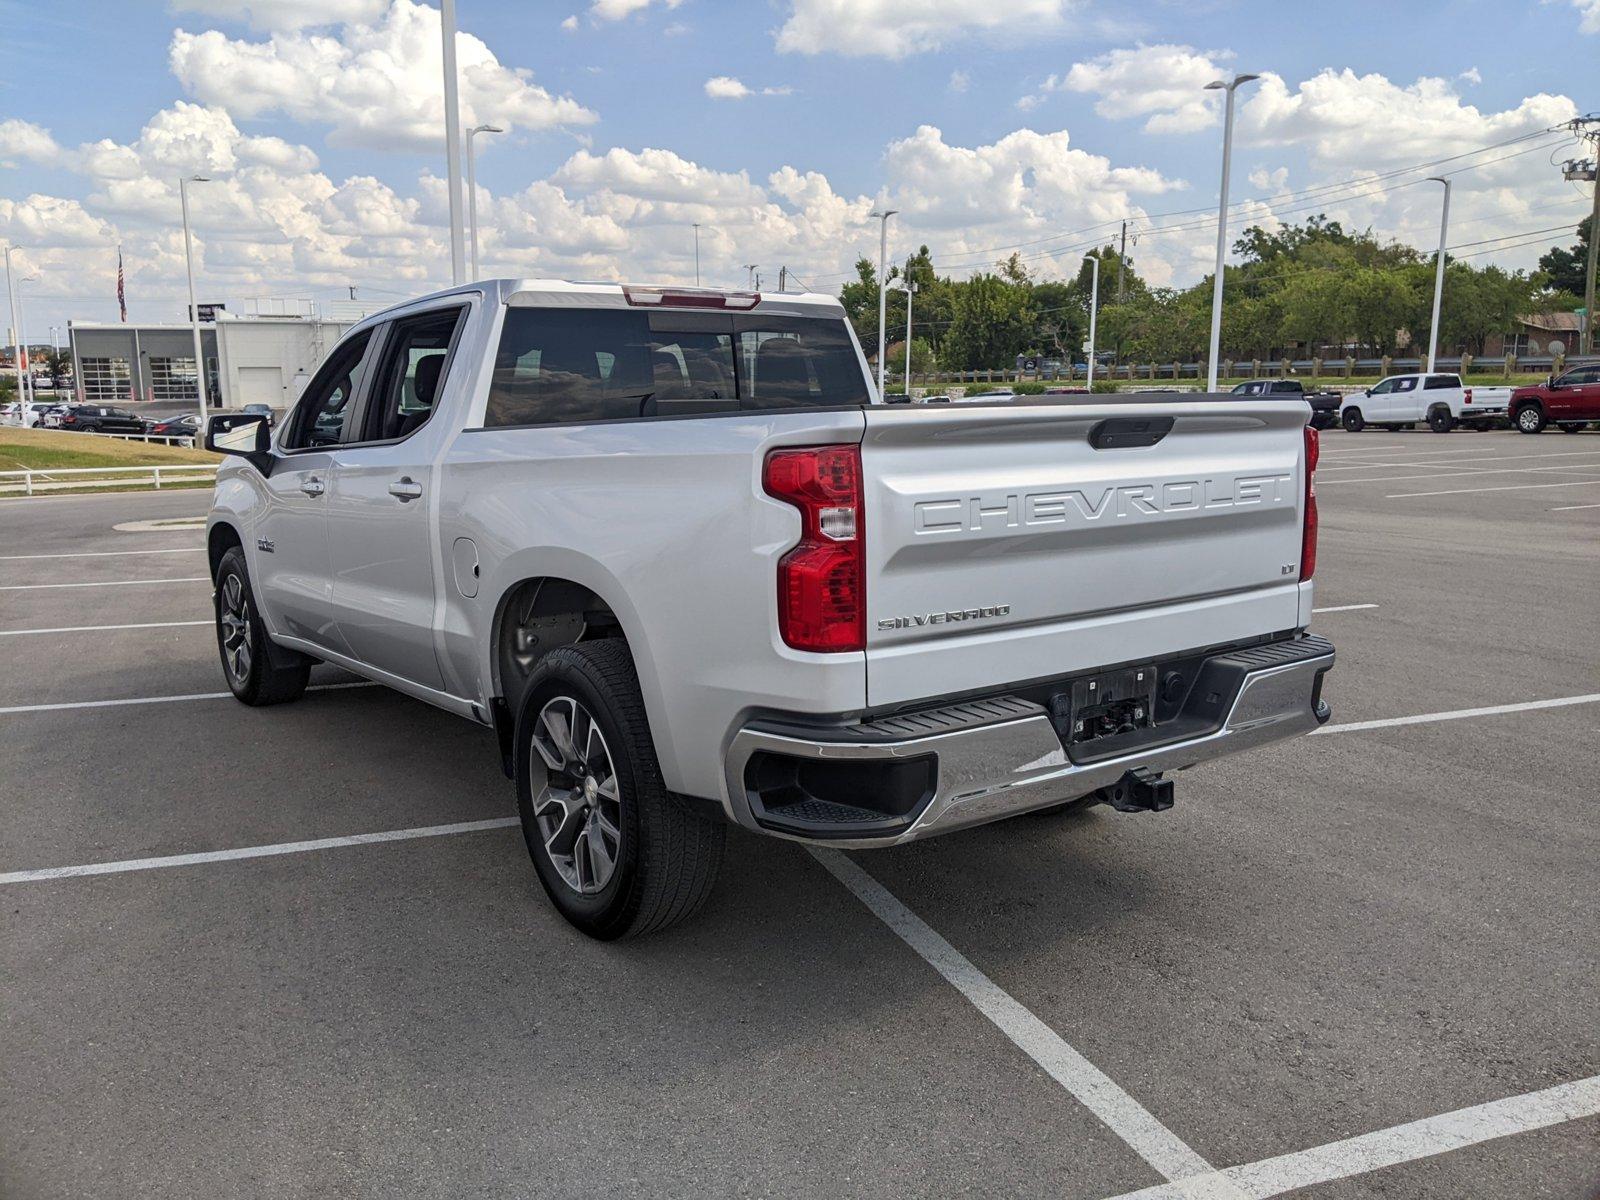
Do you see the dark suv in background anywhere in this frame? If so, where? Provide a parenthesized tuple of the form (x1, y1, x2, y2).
(58, 405, 147, 434)
(1229, 379, 1341, 429)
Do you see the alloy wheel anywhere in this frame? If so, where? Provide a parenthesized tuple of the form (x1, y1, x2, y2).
(219, 573, 253, 683)
(529, 696, 623, 895)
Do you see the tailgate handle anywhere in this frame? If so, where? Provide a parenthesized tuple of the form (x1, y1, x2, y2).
(1088, 417, 1174, 449)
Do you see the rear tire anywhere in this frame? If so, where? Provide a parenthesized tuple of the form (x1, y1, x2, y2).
(214, 546, 311, 705)
(1341, 407, 1365, 432)
(1514, 405, 1546, 434)
(1427, 407, 1455, 433)
(514, 640, 725, 940)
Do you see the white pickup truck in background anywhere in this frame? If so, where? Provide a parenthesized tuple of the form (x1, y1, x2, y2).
(204, 279, 1335, 939)
(1338, 372, 1512, 433)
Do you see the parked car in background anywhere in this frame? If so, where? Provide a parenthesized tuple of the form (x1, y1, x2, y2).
(1507, 365, 1600, 433)
(39, 404, 73, 428)
(241, 403, 276, 428)
(1230, 379, 1341, 430)
(0, 402, 22, 426)
(1339, 373, 1511, 433)
(147, 413, 201, 439)
(58, 404, 147, 434)
(960, 388, 1016, 403)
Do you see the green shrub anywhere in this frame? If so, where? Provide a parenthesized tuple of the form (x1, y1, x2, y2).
(1090, 380, 1119, 394)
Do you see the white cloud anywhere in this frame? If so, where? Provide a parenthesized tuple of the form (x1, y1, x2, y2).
(948, 69, 970, 94)
(776, 0, 1072, 59)
(589, 0, 681, 20)
(1247, 166, 1288, 191)
(0, 119, 60, 166)
(1553, 0, 1600, 33)
(561, 14, 579, 31)
(704, 76, 791, 100)
(1061, 44, 1231, 133)
(1459, 66, 1482, 85)
(169, 0, 388, 33)
(169, 0, 598, 152)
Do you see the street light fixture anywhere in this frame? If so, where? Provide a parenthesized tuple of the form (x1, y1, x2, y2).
(743, 263, 758, 289)
(179, 174, 211, 430)
(16, 274, 40, 416)
(465, 123, 503, 281)
(1084, 254, 1100, 390)
(1203, 72, 1260, 392)
(895, 279, 917, 393)
(2, 245, 23, 422)
(869, 208, 897, 400)
(1424, 176, 1451, 373)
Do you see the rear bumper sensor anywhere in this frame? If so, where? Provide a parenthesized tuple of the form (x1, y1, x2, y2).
(726, 634, 1334, 848)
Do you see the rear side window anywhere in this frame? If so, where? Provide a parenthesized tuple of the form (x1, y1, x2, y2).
(1424, 375, 1459, 390)
(485, 307, 867, 428)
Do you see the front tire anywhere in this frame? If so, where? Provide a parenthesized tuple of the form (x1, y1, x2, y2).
(1341, 407, 1365, 432)
(1514, 405, 1546, 434)
(514, 640, 725, 940)
(214, 546, 311, 705)
(1427, 407, 1455, 433)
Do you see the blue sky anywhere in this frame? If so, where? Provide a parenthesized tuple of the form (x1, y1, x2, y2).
(0, 0, 1593, 332)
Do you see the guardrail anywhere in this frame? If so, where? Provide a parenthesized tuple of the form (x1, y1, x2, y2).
(0, 464, 219, 496)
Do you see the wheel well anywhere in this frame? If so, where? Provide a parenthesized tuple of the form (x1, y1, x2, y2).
(1512, 399, 1543, 415)
(207, 522, 242, 580)
(492, 577, 628, 707)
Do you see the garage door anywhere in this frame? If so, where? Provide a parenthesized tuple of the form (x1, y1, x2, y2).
(236, 367, 283, 407)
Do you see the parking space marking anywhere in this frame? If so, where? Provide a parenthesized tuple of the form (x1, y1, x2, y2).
(1310, 604, 1378, 613)
(1100, 1074, 1600, 1200)
(1314, 692, 1600, 735)
(1550, 502, 1600, 511)
(1318, 449, 1600, 470)
(0, 547, 204, 561)
(1387, 479, 1600, 499)
(1321, 462, 1600, 486)
(0, 619, 210, 637)
(809, 848, 1239, 1196)
(0, 680, 375, 716)
(0, 817, 521, 885)
(0, 576, 210, 591)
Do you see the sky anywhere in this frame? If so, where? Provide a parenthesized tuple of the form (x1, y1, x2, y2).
(0, 0, 1595, 337)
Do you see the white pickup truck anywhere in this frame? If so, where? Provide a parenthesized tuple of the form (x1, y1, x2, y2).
(204, 280, 1335, 939)
(1338, 372, 1512, 433)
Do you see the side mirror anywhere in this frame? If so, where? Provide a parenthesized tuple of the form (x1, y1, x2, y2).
(206, 412, 271, 456)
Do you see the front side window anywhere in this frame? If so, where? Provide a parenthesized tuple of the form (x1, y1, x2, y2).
(360, 308, 465, 442)
(1370, 379, 1395, 395)
(284, 330, 373, 450)
(484, 307, 868, 427)
(1393, 377, 1417, 392)
(1559, 366, 1598, 386)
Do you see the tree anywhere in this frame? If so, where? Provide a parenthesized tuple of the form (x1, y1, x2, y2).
(941, 272, 1034, 370)
(839, 257, 880, 347)
(1536, 215, 1593, 296)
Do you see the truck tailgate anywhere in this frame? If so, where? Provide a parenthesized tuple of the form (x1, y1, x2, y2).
(861, 399, 1310, 708)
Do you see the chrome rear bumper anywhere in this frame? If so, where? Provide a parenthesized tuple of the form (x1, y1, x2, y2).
(725, 637, 1334, 849)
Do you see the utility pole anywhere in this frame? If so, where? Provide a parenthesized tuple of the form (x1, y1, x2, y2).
(1203, 72, 1260, 392)
(180, 175, 211, 428)
(1565, 114, 1600, 355)
(743, 263, 757, 289)
(440, 0, 466, 285)
(1117, 220, 1127, 303)
(869, 209, 897, 400)
(1424, 177, 1451, 373)
(1084, 255, 1099, 390)
(778, 266, 787, 293)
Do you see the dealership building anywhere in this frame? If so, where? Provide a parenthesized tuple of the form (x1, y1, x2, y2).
(67, 300, 376, 410)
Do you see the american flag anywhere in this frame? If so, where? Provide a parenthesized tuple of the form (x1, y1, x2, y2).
(116, 245, 126, 322)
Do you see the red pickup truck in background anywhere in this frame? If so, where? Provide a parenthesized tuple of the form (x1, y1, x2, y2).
(1508, 365, 1600, 433)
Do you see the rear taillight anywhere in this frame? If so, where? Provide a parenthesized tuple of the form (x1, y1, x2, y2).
(1463, 388, 1473, 404)
(764, 445, 864, 652)
(1300, 425, 1319, 582)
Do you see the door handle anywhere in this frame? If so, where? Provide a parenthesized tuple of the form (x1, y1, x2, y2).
(300, 475, 325, 497)
(388, 477, 424, 501)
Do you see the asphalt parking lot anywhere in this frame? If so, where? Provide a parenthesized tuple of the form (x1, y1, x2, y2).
(2, 427, 1597, 1199)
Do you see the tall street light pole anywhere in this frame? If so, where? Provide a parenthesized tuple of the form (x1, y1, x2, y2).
(869, 208, 897, 400)
(3, 246, 23, 421)
(17, 275, 39, 416)
(1085, 254, 1099, 390)
(180, 175, 211, 429)
(897, 280, 916, 393)
(1424, 176, 1451, 373)
(465, 123, 502, 281)
(440, 0, 466, 285)
(1204, 72, 1259, 393)
(692, 223, 701, 286)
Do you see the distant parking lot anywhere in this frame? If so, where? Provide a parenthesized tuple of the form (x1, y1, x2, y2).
(1, 427, 1596, 1199)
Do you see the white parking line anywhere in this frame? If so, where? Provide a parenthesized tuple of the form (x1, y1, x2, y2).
(1387, 479, 1600, 499)
(1314, 692, 1600, 734)
(0, 547, 203, 561)
(0, 817, 521, 885)
(809, 847, 1234, 1193)
(1310, 604, 1378, 613)
(1550, 502, 1600, 511)
(0, 620, 210, 637)
(0, 576, 210, 591)
(1100, 1074, 1600, 1200)
(1318, 449, 1600, 470)
(0, 680, 376, 716)
(1323, 463, 1600, 486)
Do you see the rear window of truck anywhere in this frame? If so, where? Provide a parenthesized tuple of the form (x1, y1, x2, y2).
(484, 308, 870, 428)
